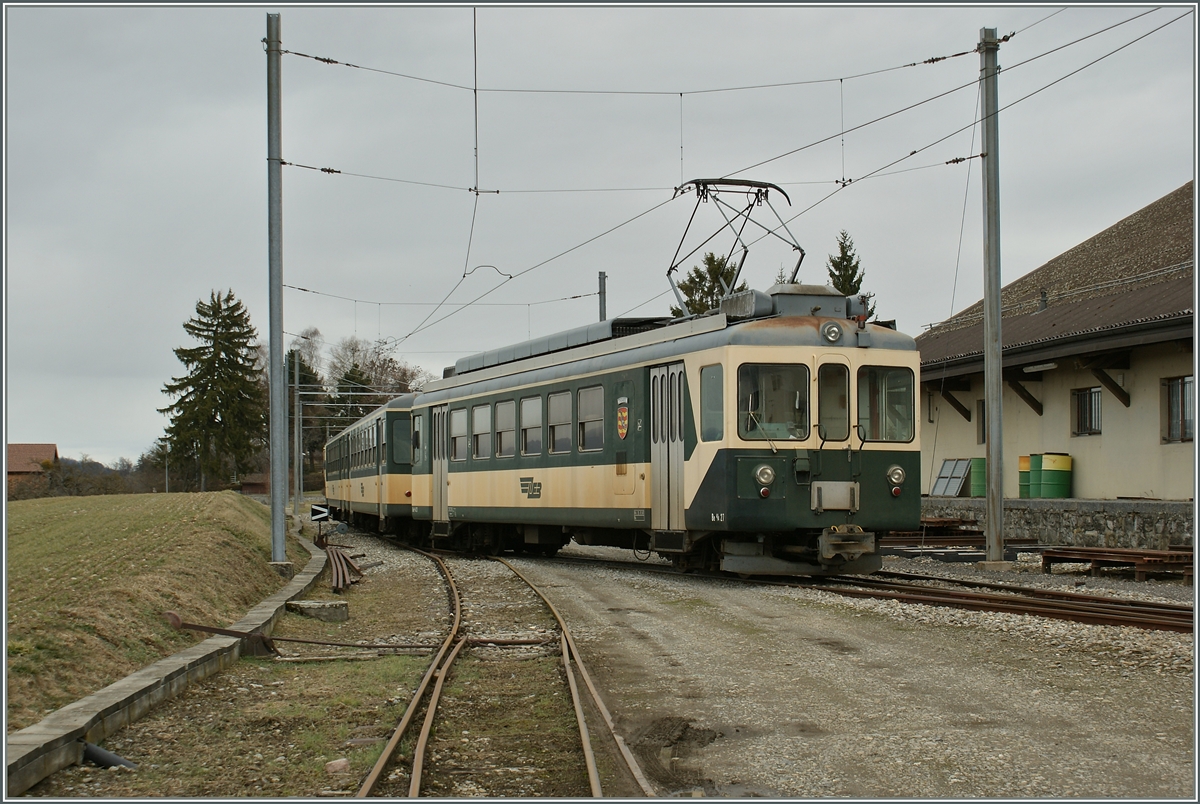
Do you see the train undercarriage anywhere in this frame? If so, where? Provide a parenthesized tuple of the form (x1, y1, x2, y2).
(325, 505, 879, 575)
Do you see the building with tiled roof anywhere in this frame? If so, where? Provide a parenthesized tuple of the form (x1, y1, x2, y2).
(6, 443, 58, 476)
(917, 181, 1194, 500)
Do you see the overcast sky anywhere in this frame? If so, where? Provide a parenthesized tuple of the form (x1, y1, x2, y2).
(4, 4, 1196, 466)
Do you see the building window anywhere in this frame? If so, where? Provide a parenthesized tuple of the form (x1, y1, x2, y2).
(578, 386, 604, 452)
(700, 364, 724, 441)
(976, 399, 986, 444)
(450, 408, 468, 461)
(495, 400, 516, 457)
(472, 404, 491, 459)
(521, 396, 542, 455)
(1164, 376, 1194, 443)
(548, 391, 572, 453)
(1072, 387, 1102, 436)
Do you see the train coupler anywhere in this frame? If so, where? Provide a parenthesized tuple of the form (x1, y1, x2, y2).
(819, 524, 874, 562)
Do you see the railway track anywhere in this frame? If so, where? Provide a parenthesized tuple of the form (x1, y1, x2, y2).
(358, 546, 653, 798)
(540, 552, 1193, 633)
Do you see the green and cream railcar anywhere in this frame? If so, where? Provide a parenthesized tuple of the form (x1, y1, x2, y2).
(402, 283, 919, 575)
(324, 395, 415, 529)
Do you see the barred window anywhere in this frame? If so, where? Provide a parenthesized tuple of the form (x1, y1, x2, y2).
(1164, 376, 1194, 443)
(1072, 387, 1102, 436)
(495, 400, 516, 457)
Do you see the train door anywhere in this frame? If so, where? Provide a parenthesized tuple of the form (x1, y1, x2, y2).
(650, 363, 685, 531)
(376, 417, 386, 527)
(431, 405, 449, 528)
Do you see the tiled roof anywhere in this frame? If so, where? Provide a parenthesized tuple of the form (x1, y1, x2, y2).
(6, 444, 59, 475)
(917, 181, 1194, 371)
(918, 273, 1192, 368)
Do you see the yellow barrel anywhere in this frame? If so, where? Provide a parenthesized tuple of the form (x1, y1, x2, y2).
(1018, 455, 1030, 499)
(1041, 453, 1072, 498)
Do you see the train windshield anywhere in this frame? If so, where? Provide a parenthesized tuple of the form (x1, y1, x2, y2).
(738, 364, 809, 440)
(857, 366, 915, 442)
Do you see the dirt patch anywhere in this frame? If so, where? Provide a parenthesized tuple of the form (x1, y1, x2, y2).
(628, 716, 720, 793)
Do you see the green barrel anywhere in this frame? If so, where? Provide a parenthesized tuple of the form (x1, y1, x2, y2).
(1029, 454, 1043, 498)
(969, 457, 987, 497)
(1041, 453, 1073, 498)
(1018, 455, 1030, 499)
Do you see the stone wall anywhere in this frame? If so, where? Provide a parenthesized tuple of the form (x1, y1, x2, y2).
(922, 498, 1194, 550)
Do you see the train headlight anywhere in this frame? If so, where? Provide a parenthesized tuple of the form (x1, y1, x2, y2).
(886, 465, 906, 486)
(754, 464, 776, 486)
(820, 322, 842, 343)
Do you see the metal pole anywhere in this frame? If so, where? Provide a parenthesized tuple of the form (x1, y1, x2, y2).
(267, 13, 287, 562)
(293, 351, 301, 516)
(980, 28, 1004, 563)
(599, 271, 607, 321)
(165, 442, 169, 494)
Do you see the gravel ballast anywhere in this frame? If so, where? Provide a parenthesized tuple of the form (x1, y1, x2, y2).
(511, 544, 1195, 798)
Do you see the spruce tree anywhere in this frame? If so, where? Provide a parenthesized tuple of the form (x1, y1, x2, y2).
(669, 253, 748, 317)
(159, 290, 266, 491)
(826, 230, 875, 318)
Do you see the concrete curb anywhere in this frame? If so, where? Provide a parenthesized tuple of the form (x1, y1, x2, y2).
(5, 526, 326, 797)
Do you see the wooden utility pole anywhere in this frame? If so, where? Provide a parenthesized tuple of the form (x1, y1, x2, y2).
(980, 28, 1005, 563)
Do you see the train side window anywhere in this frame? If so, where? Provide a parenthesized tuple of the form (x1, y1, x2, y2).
(578, 386, 604, 452)
(700, 364, 724, 441)
(548, 391, 572, 453)
(857, 366, 914, 442)
(495, 400, 516, 457)
(521, 397, 543, 455)
(818, 363, 850, 441)
(410, 415, 422, 463)
(449, 408, 468, 461)
(472, 404, 492, 459)
(738, 364, 809, 440)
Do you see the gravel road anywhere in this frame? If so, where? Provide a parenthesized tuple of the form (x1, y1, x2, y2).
(510, 545, 1194, 798)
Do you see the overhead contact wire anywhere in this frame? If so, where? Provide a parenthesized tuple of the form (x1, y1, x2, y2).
(739, 8, 1190, 248)
(396, 194, 681, 342)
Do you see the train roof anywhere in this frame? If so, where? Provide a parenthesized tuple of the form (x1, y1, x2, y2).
(448, 283, 876, 380)
(420, 284, 914, 398)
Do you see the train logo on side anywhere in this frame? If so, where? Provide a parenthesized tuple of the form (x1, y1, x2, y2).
(616, 405, 629, 439)
(520, 477, 543, 499)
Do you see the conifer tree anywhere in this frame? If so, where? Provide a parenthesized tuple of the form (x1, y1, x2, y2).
(826, 230, 875, 318)
(159, 290, 266, 491)
(669, 253, 748, 317)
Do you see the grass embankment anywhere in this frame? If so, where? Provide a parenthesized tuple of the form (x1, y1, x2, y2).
(6, 491, 308, 731)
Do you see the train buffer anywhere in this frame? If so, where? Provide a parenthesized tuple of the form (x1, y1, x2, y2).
(1040, 546, 1193, 583)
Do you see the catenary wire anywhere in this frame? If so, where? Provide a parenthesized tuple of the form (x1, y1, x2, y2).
(721, 6, 1170, 179)
(394, 194, 683, 343)
(738, 8, 1191, 249)
(285, 284, 597, 308)
(281, 41, 975, 97)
